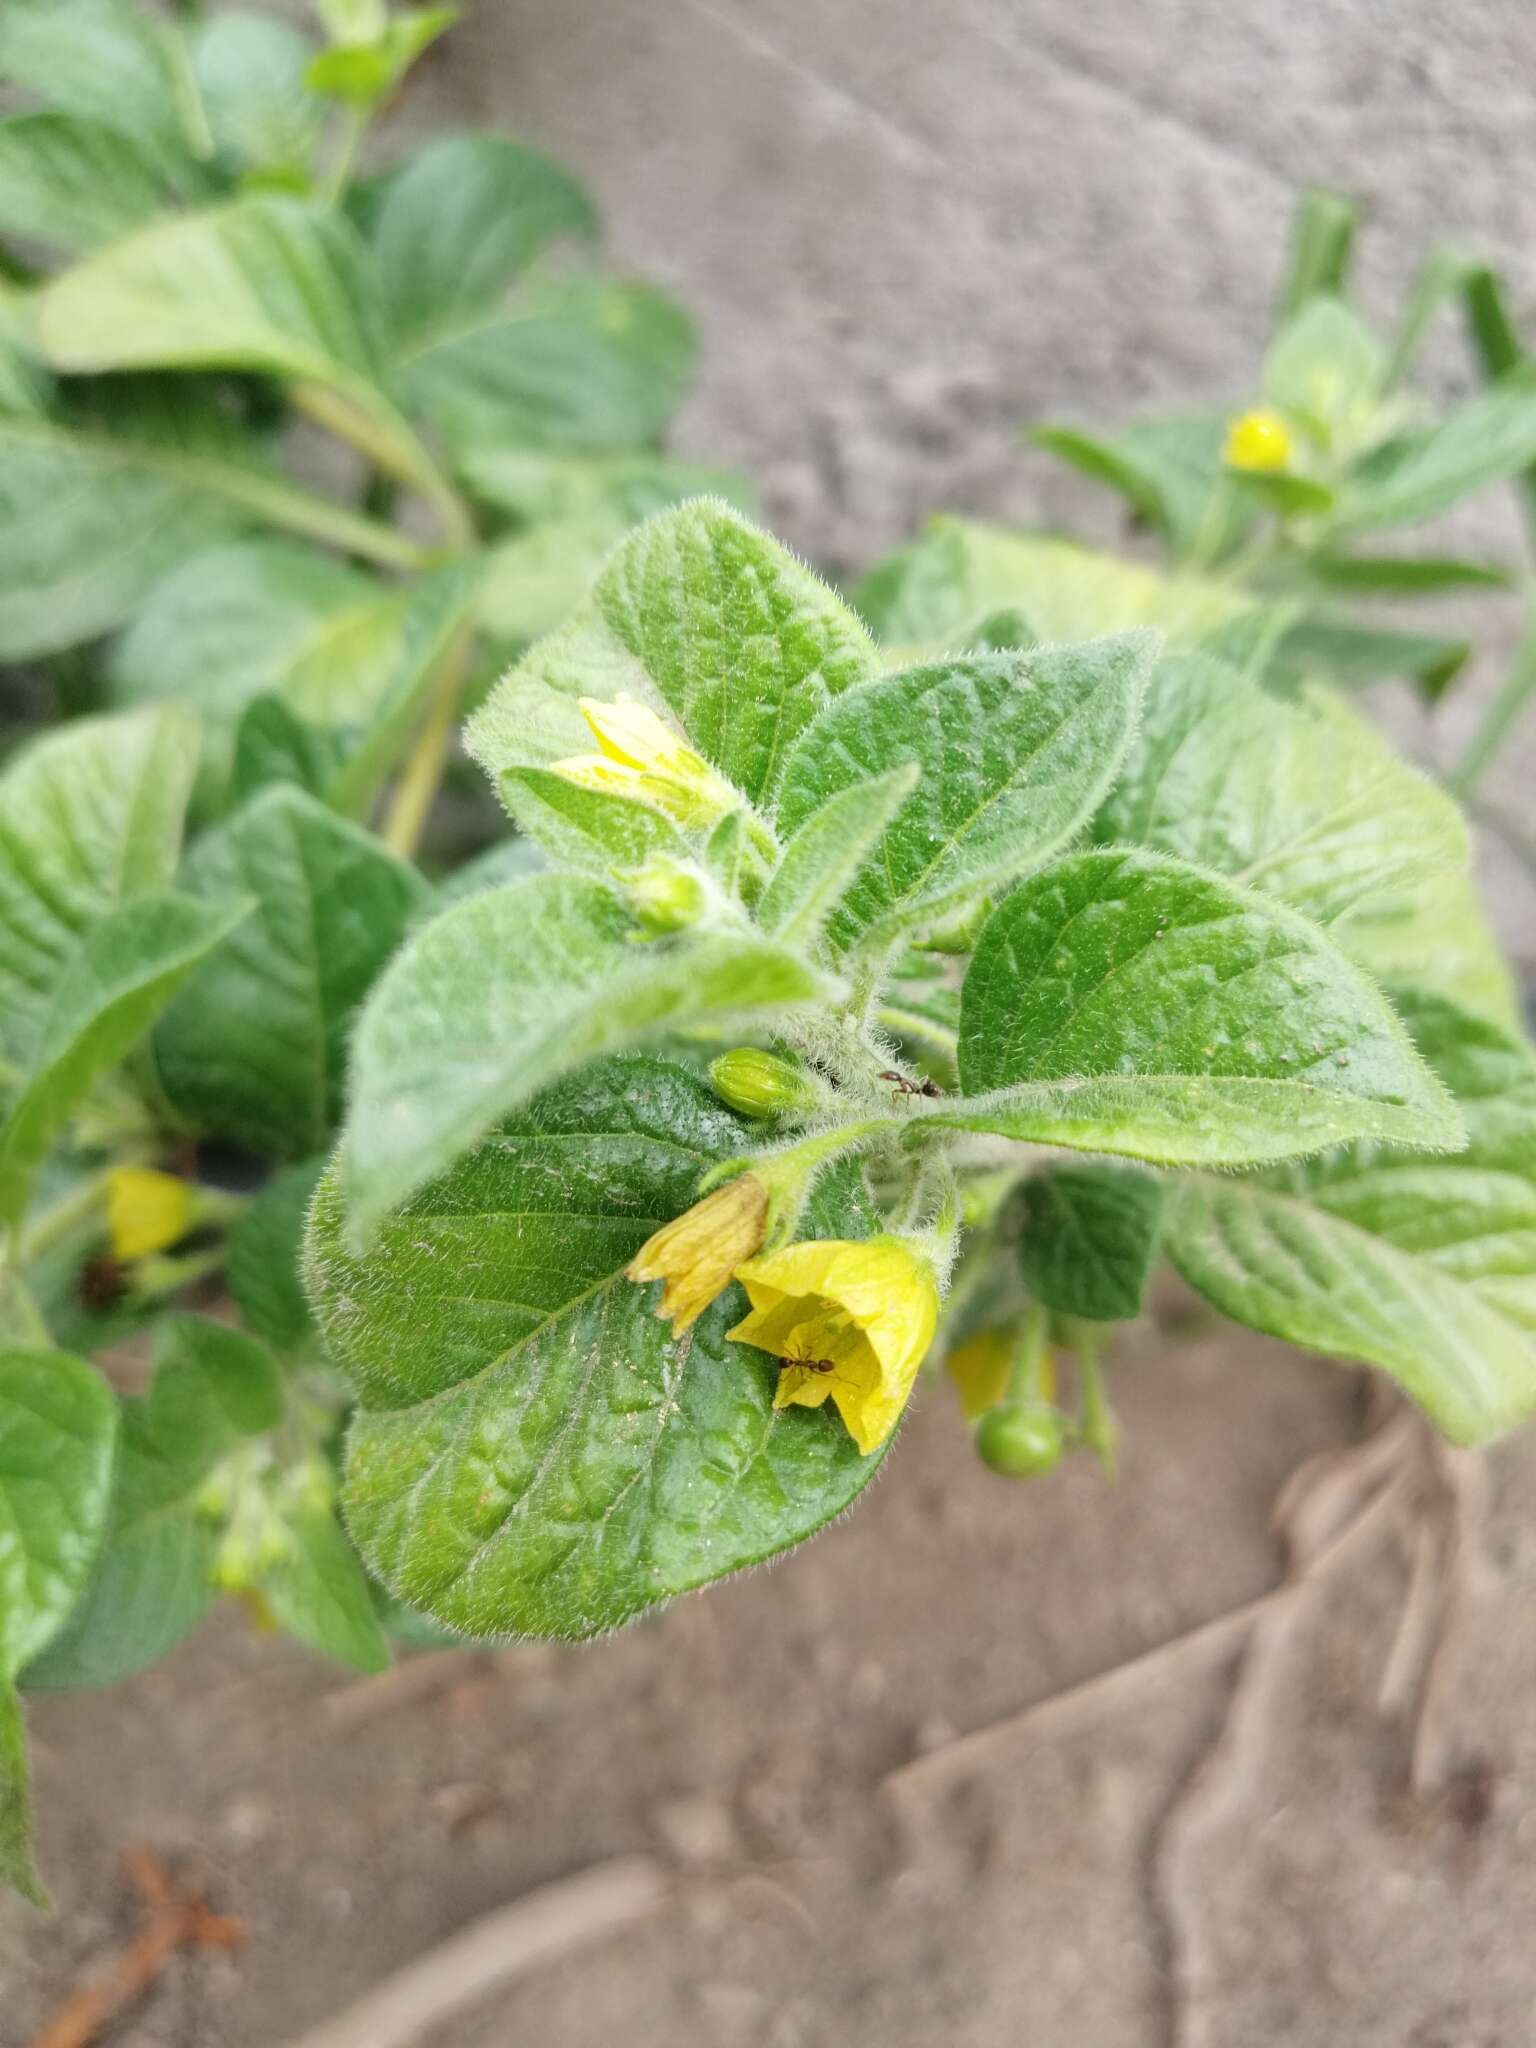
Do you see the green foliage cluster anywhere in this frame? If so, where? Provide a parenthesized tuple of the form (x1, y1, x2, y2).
(1, 12, 1534, 1910)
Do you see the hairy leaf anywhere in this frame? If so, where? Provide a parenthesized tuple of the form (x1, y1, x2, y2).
(260, 1503, 389, 1673)
(469, 501, 879, 808)
(0, 1348, 117, 1678)
(339, 872, 830, 1243)
(757, 764, 919, 949)
(227, 1158, 325, 1354)
(1095, 653, 1467, 927)
(154, 788, 428, 1157)
(1332, 371, 1536, 534)
(1165, 992, 1536, 1444)
(308, 1055, 885, 1637)
(1017, 1165, 1164, 1322)
(938, 848, 1459, 1166)
(499, 768, 690, 874)
(776, 637, 1152, 948)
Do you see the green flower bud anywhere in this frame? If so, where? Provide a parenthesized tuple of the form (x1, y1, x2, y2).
(976, 1402, 1064, 1479)
(709, 1048, 819, 1120)
(618, 854, 710, 937)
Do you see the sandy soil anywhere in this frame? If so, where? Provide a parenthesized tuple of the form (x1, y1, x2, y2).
(6, 1306, 1535, 2048)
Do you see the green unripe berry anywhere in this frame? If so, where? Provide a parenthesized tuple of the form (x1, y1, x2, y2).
(708, 1047, 818, 1119)
(617, 854, 710, 936)
(976, 1403, 1064, 1479)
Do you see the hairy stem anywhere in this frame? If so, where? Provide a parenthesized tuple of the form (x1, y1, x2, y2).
(381, 626, 474, 859)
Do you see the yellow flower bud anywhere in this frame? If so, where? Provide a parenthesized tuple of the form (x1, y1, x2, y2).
(946, 1326, 1057, 1420)
(627, 1174, 770, 1333)
(105, 1166, 192, 1263)
(708, 1048, 818, 1119)
(1223, 408, 1292, 473)
(729, 1235, 940, 1456)
(551, 695, 738, 828)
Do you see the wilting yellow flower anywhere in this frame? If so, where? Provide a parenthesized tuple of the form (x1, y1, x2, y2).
(106, 1166, 192, 1262)
(728, 1236, 940, 1456)
(1223, 408, 1292, 473)
(627, 1175, 770, 1333)
(551, 695, 736, 827)
(946, 1326, 1056, 1420)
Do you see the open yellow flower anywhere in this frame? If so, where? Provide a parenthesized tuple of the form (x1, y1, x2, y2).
(551, 695, 737, 828)
(728, 1236, 940, 1456)
(105, 1165, 192, 1263)
(1223, 408, 1292, 473)
(627, 1174, 770, 1333)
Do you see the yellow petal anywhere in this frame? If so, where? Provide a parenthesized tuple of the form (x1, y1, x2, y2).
(945, 1328, 1014, 1421)
(627, 1175, 769, 1332)
(578, 694, 688, 772)
(106, 1166, 192, 1262)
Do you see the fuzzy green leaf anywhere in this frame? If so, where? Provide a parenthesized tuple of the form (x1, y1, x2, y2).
(309, 1055, 885, 1638)
(259, 1503, 389, 1673)
(499, 768, 689, 875)
(1017, 1165, 1164, 1322)
(757, 764, 919, 948)
(1332, 370, 1536, 534)
(0, 112, 172, 251)
(1339, 868, 1520, 1035)
(775, 637, 1152, 949)
(936, 848, 1460, 1167)
(339, 872, 830, 1244)
(1095, 653, 1467, 927)
(1165, 992, 1536, 1445)
(0, 1348, 117, 1679)
(227, 1158, 325, 1354)
(153, 788, 428, 1158)
(469, 501, 880, 808)
(0, 0, 191, 171)
(372, 133, 597, 349)
(0, 891, 250, 1225)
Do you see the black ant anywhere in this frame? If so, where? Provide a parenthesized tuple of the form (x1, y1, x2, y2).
(879, 1070, 943, 1099)
(778, 1356, 835, 1375)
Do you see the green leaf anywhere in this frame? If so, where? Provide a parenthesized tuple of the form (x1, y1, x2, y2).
(338, 872, 830, 1244)
(0, 0, 192, 172)
(31, 196, 440, 496)
(0, 113, 173, 251)
(260, 1502, 389, 1672)
(193, 10, 324, 182)
(937, 847, 1460, 1167)
(775, 637, 1153, 950)
(0, 891, 250, 1226)
(404, 275, 697, 460)
(0, 1680, 43, 1905)
(499, 768, 690, 874)
(1278, 188, 1358, 320)
(308, 1054, 885, 1638)
(1336, 868, 1522, 1037)
(1331, 370, 1536, 534)
(1032, 414, 1246, 560)
(857, 519, 1259, 653)
(110, 537, 376, 777)
(1263, 296, 1385, 449)
(1094, 653, 1468, 928)
(0, 1347, 117, 1677)
(1165, 991, 1536, 1445)
(1295, 552, 1508, 597)
(305, 7, 455, 105)
(22, 1316, 282, 1691)
(757, 764, 920, 949)
(1017, 1165, 1164, 1322)
(227, 1157, 325, 1353)
(372, 134, 597, 350)
(153, 788, 429, 1158)
(469, 501, 879, 809)
(0, 376, 415, 659)
(459, 448, 746, 525)
(1269, 613, 1471, 700)
(0, 704, 198, 1064)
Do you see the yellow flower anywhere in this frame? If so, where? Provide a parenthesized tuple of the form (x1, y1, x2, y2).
(728, 1236, 940, 1456)
(946, 1326, 1056, 1420)
(105, 1166, 192, 1263)
(551, 695, 737, 827)
(627, 1175, 770, 1333)
(1223, 408, 1292, 473)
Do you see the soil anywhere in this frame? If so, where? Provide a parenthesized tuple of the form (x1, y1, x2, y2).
(7, 1307, 1536, 2048)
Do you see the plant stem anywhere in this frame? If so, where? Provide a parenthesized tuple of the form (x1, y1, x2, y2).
(1448, 598, 1536, 797)
(323, 101, 371, 209)
(877, 1004, 959, 1066)
(291, 385, 475, 551)
(18, 1169, 112, 1264)
(381, 626, 474, 858)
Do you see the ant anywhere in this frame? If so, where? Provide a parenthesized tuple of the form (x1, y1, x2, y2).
(879, 1069, 943, 1099)
(778, 1356, 835, 1375)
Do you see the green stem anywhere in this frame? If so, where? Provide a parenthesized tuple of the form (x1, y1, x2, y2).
(1449, 598, 1536, 797)
(877, 1006, 960, 1067)
(1278, 187, 1358, 321)
(381, 626, 474, 858)
(1003, 1303, 1049, 1406)
(1073, 1326, 1117, 1475)
(323, 101, 371, 209)
(290, 384, 475, 551)
(18, 1170, 112, 1265)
